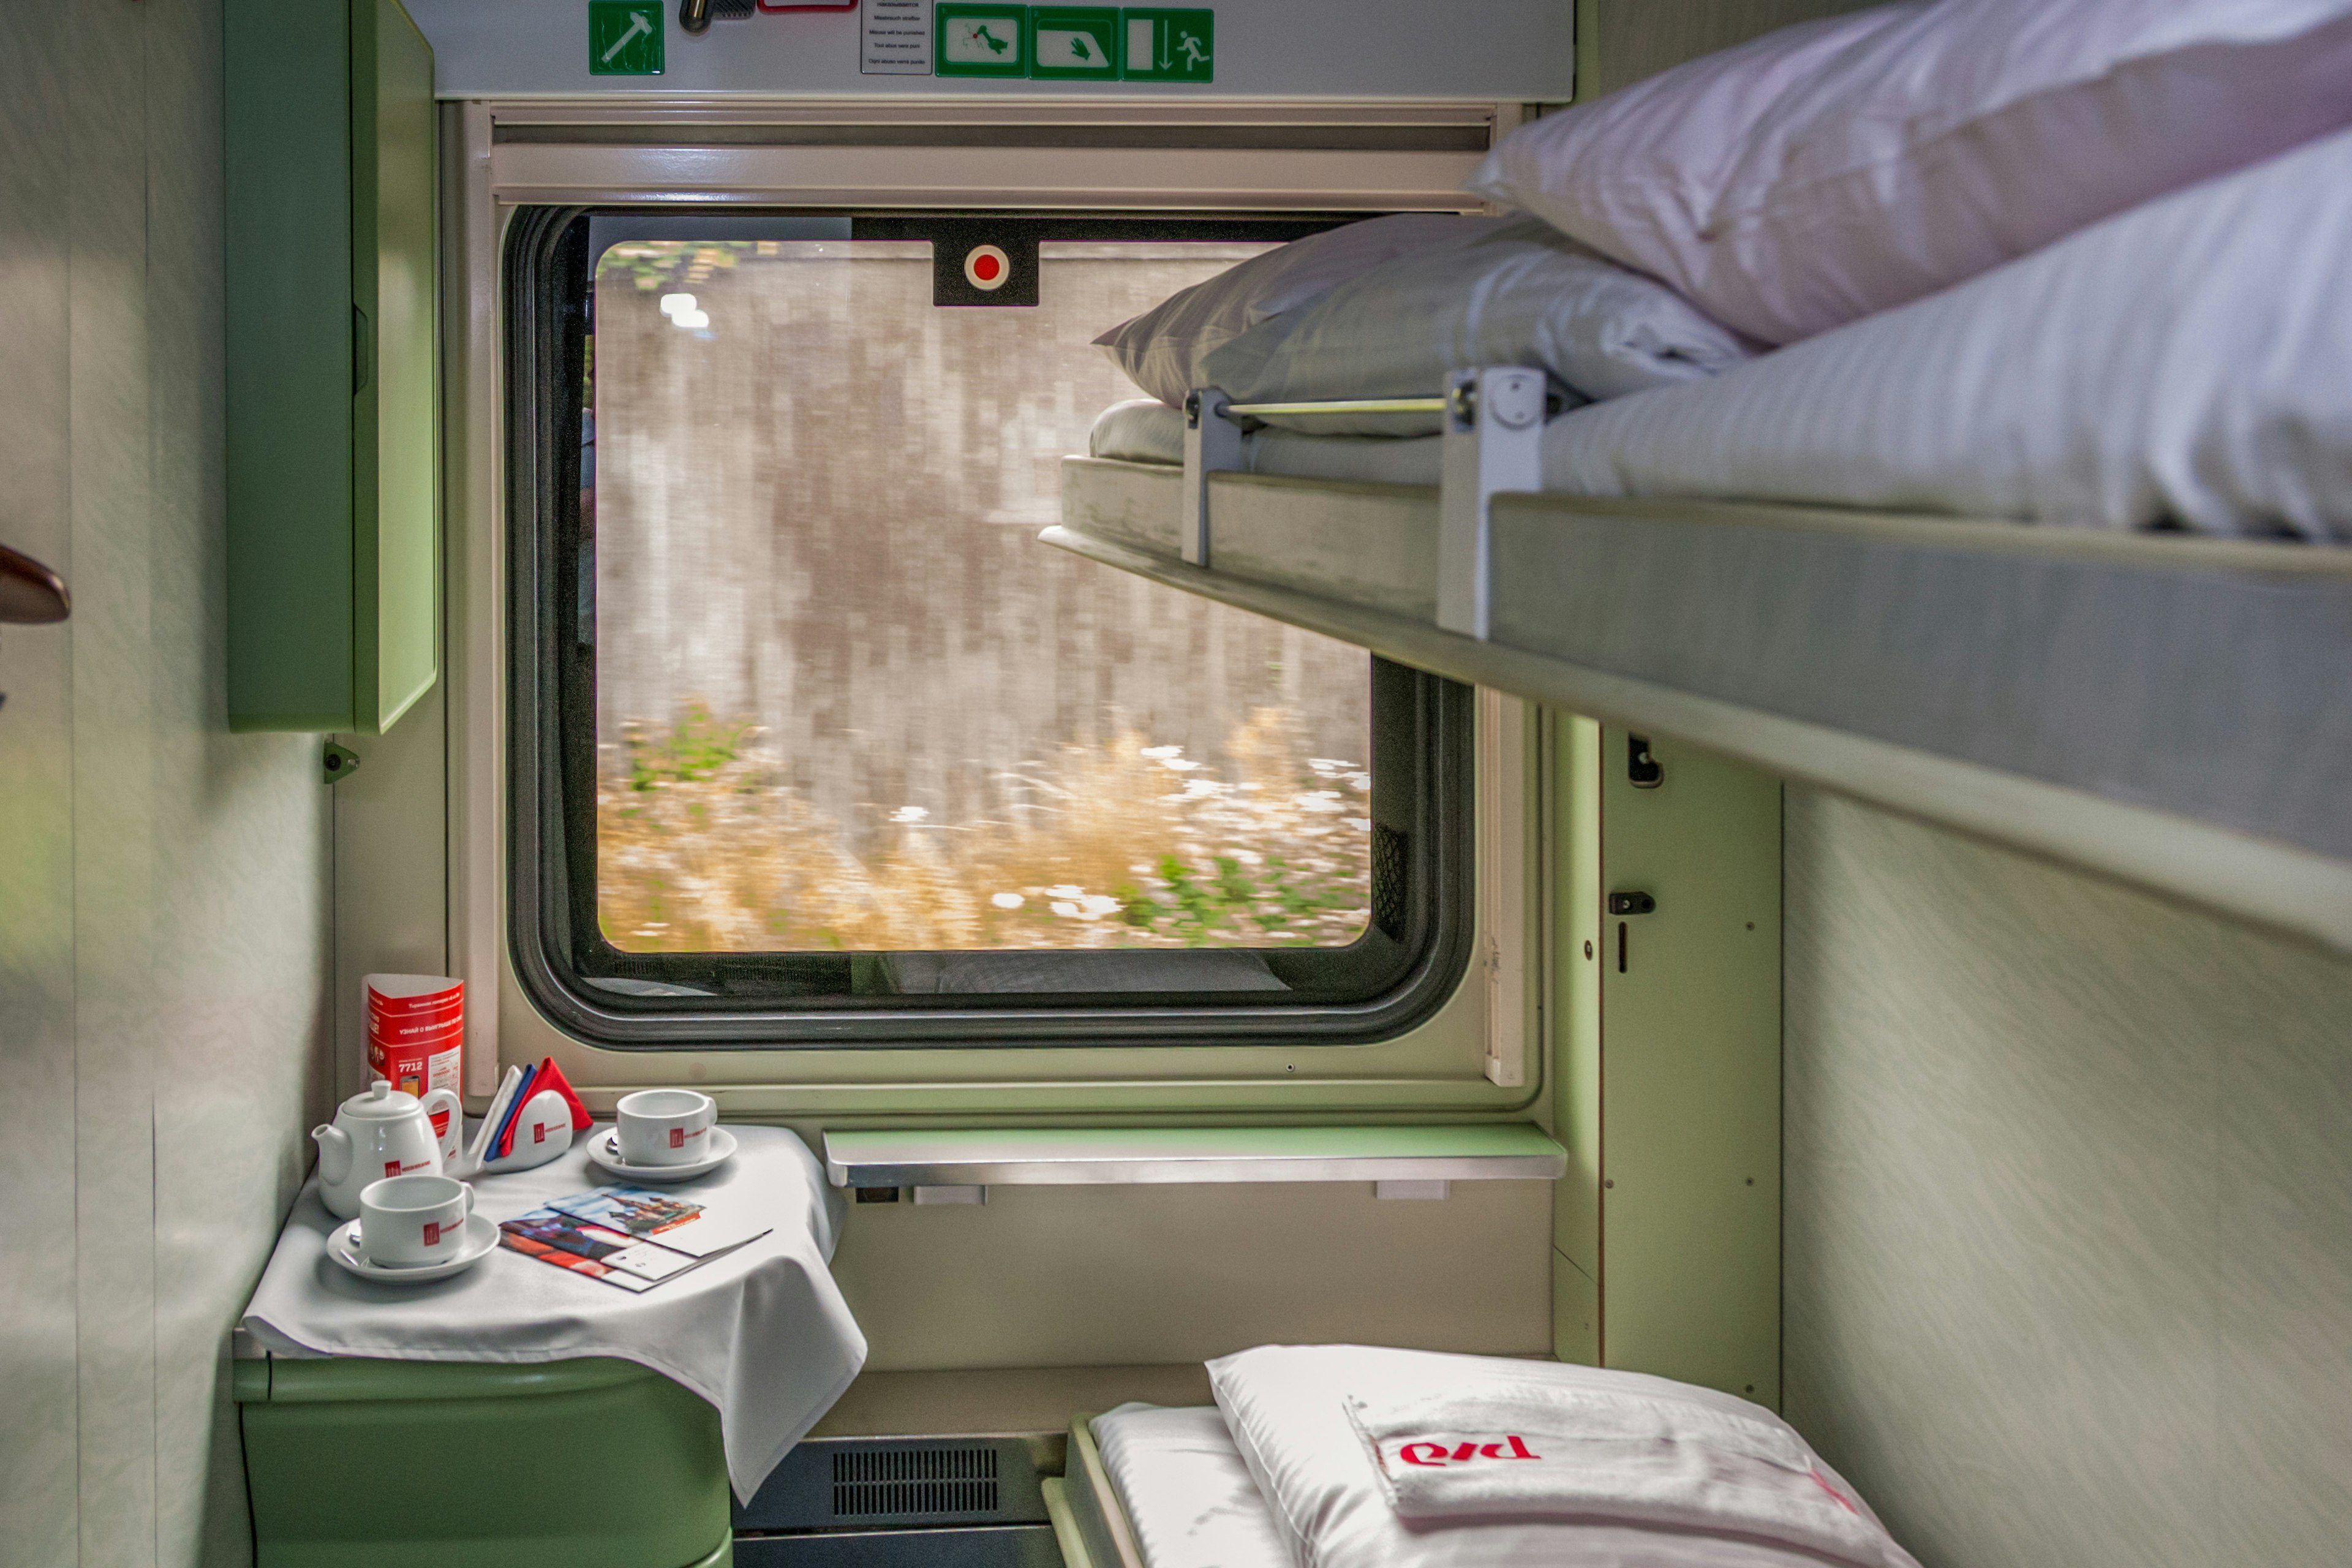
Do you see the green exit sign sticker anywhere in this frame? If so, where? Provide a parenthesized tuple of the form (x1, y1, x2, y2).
(1031, 7, 1120, 77)
(936, 4, 1029, 77)
(1122, 8, 1212, 81)
(590, 0, 664, 75)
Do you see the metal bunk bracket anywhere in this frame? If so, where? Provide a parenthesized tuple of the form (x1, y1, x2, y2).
(1438, 366, 1548, 639)
(1180, 386, 1244, 566)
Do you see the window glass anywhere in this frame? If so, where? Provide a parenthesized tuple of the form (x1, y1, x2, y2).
(590, 237, 1376, 956)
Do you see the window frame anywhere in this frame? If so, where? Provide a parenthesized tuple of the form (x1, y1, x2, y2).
(504, 203, 1476, 1050)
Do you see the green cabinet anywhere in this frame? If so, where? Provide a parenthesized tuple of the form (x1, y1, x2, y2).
(234, 1356, 732, 1567)
(227, 0, 438, 733)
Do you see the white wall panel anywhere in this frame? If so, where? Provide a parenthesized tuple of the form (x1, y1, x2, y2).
(0, 2, 337, 1565)
(1784, 790, 2352, 1567)
(0, 0, 83, 1561)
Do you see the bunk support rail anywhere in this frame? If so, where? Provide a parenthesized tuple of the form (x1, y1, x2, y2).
(1182, 368, 1553, 630)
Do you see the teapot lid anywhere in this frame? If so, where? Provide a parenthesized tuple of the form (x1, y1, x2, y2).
(338, 1079, 422, 1120)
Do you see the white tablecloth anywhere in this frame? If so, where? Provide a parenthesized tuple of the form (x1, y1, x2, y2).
(241, 1123, 866, 1502)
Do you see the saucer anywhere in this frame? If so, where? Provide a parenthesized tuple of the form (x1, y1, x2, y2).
(585, 1125, 737, 1183)
(328, 1214, 499, 1283)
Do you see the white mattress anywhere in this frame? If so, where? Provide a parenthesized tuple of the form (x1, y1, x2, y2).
(1090, 399, 1442, 488)
(1092, 1403, 1292, 1568)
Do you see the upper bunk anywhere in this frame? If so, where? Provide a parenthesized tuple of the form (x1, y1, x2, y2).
(1050, 442, 2352, 952)
(1045, 1, 2352, 954)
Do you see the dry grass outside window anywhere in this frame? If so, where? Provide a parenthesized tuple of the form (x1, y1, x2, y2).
(599, 705, 1372, 952)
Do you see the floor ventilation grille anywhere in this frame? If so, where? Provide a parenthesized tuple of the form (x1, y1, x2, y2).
(831, 1447, 1001, 1519)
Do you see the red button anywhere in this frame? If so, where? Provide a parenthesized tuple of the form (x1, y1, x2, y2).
(963, 244, 1012, 292)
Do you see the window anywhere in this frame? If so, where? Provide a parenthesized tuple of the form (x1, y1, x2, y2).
(508, 208, 1472, 1048)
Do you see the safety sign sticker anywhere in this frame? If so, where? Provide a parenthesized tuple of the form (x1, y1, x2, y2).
(935, 4, 1028, 76)
(1121, 8, 1212, 81)
(862, 0, 934, 74)
(912, 6, 1212, 82)
(1030, 7, 1120, 78)
(588, 0, 664, 75)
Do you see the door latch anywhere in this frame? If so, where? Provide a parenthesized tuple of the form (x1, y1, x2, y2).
(1607, 890, 1654, 973)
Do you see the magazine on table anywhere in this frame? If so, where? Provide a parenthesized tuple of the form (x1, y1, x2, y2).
(497, 1184, 772, 1292)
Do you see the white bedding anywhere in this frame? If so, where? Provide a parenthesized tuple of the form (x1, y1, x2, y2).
(1090, 1380, 1912, 1568)
(1196, 217, 1751, 436)
(1093, 126, 2352, 540)
(1094, 1403, 1294, 1568)
(1091, 121, 2352, 540)
(1539, 123, 2352, 539)
(1212, 1346, 1911, 1568)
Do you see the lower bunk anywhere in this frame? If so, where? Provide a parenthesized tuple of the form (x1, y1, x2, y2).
(1052, 1346, 1917, 1568)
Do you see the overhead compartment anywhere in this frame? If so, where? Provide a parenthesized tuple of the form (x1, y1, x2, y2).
(226, 0, 439, 733)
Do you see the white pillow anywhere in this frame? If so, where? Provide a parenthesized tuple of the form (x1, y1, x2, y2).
(1094, 215, 1501, 407)
(1208, 1344, 1913, 1568)
(1197, 218, 1751, 436)
(1540, 124, 2352, 540)
(1471, 0, 2352, 344)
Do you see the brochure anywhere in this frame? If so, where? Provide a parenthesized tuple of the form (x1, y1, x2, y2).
(496, 1183, 771, 1292)
(548, 1185, 772, 1259)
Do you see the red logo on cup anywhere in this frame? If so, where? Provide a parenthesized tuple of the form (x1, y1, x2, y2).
(670, 1127, 685, 1149)
(423, 1222, 442, 1246)
(384, 1159, 402, 1178)
(533, 1121, 547, 1144)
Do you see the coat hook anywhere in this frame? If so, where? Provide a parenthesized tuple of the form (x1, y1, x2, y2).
(0, 544, 70, 625)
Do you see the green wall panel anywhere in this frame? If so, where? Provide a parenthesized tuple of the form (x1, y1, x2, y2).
(1550, 715, 1782, 1404)
(227, 0, 437, 734)
(1597, 730, 1782, 1406)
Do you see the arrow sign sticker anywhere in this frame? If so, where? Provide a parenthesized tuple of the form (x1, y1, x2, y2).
(1120, 7, 1212, 82)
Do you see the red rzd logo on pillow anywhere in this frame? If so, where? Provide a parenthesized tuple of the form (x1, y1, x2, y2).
(1395, 1436, 1540, 1467)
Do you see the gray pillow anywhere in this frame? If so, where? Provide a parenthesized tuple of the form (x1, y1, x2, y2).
(1199, 217, 1752, 435)
(1093, 214, 1506, 408)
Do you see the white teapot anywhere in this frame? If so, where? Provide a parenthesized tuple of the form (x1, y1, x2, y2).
(312, 1079, 461, 1221)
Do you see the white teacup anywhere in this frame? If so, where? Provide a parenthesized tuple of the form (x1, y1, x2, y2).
(615, 1088, 717, 1166)
(356, 1174, 475, 1267)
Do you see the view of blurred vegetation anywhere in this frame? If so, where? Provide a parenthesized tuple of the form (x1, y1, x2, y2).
(590, 238, 1374, 956)
(598, 704, 1371, 952)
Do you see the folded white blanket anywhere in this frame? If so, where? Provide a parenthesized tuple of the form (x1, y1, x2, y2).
(1345, 1384, 1913, 1568)
(1210, 1345, 1918, 1568)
